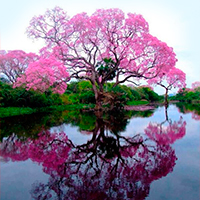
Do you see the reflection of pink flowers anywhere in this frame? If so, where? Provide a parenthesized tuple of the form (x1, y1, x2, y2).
(145, 117, 186, 145)
(80, 130, 93, 135)
(28, 131, 71, 172)
(177, 106, 200, 121)
(0, 131, 71, 173)
(120, 135, 143, 158)
(0, 134, 29, 162)
(1, 128, 177, 199)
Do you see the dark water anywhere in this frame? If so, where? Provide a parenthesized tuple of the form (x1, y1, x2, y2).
(0, 104, 199, 200)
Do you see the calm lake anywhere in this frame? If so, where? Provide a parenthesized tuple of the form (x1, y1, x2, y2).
(0, 104, 199, 200)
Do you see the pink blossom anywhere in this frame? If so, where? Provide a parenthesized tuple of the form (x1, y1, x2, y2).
(25, 7, 179, 88)
(0, 50, 38, 83)
(145, 117, 186, 145)
(14, 55, 69, 94)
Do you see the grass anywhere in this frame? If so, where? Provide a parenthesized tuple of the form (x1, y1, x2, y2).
(0, 104, 95, 118)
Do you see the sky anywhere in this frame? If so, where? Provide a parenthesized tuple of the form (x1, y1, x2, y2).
(0, 0, 199, 94)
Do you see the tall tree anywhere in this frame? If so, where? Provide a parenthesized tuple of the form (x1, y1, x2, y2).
(0, 50, 37, 83)
(17, 7, 178, 108)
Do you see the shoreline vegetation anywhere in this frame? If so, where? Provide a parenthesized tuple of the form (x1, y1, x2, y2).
(0, 80, 200, 118)
(0, 102, 151, 118)
(1, 101, 200, 118)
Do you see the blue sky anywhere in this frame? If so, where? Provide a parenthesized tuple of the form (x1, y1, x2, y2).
(0, 0, 199, 94)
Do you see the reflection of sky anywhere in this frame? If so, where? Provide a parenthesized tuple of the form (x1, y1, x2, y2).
(0, 160, 49, 200)
(50, 123, 93, 145)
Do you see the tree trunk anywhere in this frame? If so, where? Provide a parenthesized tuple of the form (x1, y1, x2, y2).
(164, 88, 169, 108)
(95, 96, 103, 110)
(90, 79, 103, 110)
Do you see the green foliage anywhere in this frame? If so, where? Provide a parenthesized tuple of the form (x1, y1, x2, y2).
(175, 102, 200, 116)
(64, 81, 161, 106)
(106, 83, 131, 101)
(79, 91, 96, 104)
(0, 107, 36, 118)
(97, 58, 116, 81)
(66, 80, 93, 94)
(0, 106, 156, 142)
(104, 84, 161, 103)
(135, 87, 161, 102)
(129, 89, 142, 101)
(61, 110, 96, 131)
(171, 87, 200, 103)
(0, 81, 62, 108)
(0, 111, 64, 140)
(126, 100, 149, 106)
(64, 80, 95, 104)
(0, 80, 162, 112)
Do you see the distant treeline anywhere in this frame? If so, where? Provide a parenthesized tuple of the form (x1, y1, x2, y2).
(170, 87, 200, 103)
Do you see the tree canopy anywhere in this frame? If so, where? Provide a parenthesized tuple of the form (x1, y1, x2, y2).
(1, 7, 186, 108)
(0, 50, 37, 83)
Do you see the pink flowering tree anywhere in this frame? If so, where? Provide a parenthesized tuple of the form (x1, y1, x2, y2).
(0, 50, 37, 83)
(148, 67, 186, 106)
(25, 7, 178, 109)
(14, 55, 70, 94)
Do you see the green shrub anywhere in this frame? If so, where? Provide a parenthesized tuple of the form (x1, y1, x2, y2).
(0, 81, 62, 108)
(65, 81, 161, 105)
(172, 88, 200, 102)
(79, 91, 95, 104)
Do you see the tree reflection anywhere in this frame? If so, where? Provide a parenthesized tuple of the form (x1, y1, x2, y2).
(145, 106, 186, 145)
(175, 102, 200, 121)
(0, 109, 186, 200)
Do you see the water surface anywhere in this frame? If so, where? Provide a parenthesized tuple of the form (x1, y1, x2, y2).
(0, 104, 199, 200)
